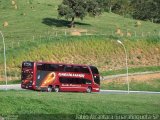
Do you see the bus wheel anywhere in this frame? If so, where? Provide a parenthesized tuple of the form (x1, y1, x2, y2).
(86, 87, 92, 93)
(47, 86, 52, 92)
(54, 86, 59, 92)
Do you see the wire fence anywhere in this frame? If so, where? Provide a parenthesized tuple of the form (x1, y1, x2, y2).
(0, 29, 160, 51)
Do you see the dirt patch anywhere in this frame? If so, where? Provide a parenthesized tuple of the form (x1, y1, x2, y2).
(102, 73, 160, 84)
(70, 31, 81, 36)
(0, 77, 3, 81)
(0, 76, 19, 81)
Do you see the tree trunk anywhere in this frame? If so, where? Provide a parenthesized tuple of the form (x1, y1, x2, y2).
(109, 6, 112, 13)
(70, 17, 75, 28)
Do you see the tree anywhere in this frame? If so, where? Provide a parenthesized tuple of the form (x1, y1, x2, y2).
(111, 0, 133, 17)
(105, 0, 117, 13)
(131, 0, 160, 23)
(57, 0, 103, 27)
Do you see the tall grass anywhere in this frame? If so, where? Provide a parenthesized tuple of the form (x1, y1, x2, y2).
(0, 35, 160, 76)
(102, 66, 160, 76)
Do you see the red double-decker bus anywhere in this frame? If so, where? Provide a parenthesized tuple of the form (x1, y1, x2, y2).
(21, 61, 100, 92)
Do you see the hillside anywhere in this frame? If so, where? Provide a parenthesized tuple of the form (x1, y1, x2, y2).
(0, 0, 160, 42)
(0, 0, 160, 77)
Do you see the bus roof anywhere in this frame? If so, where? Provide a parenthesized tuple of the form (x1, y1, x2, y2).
(23, 61, 96, 68)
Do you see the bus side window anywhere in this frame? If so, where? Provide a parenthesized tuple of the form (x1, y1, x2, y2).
(73, 66, 81, 72)
(37, 64, 45, 71)
(90, 66, 99, 74)
(58, 65, 65, 72)
(80, 67, 90, 74)
(64, 66, 74, 72)
(49, 64, 58, 71)
(82, 79, 92, 84)
(60, 77, 68, 83)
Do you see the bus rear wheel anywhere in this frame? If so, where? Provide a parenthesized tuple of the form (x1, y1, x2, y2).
(54, 86, 60, 92)
(47, 86, 52, 92)
(86, 87, 92, 93)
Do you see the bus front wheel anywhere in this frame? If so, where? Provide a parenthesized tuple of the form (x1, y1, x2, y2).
(86, 87, 92, 93)
(54, 86, 60, 92)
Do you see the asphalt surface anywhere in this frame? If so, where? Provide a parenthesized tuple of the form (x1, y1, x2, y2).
(0, 84, 22, 90)
(100, 90, 160, 94)
(0, 84, 160, 94)
(102, 71, 160, 80)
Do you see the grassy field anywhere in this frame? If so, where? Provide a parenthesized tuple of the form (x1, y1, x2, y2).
(0, 0, 160, 87)
(0, 0, 159, 43)
(0, 80, 20, 85)
(0, 1, 160, 120)
(101, 78, 160, 92)
(0, 90, 160, 120)
(0, 36, 160, 75)
(102, 66, 160, 76)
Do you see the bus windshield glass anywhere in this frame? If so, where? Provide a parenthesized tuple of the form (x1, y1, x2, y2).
(90, 66, 100, 85)
(22, 62, 34, 80)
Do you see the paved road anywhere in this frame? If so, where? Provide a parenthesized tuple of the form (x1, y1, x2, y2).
(100, 90, 160, 94)
(102, 71, 160, 80)
(0, 84, 160, 94)
(0, 84, 21, 90)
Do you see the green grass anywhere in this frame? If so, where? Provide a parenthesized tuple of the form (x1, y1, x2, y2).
(0, 1, 160, 119)
(0, 0, 159, 45)
(0, 0, 160, 80)
(0, 90, 160, 120)
(0, 36, 160, 73)
(0, 80, 20, 85)
(101, 79, 160, 92)
(0, 0, 159, 46)
(102, 66, 160, 76)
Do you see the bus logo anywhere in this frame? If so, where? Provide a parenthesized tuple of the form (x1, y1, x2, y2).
(58, 73, 85, 78)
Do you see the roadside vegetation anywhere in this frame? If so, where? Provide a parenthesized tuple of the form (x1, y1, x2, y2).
(102, 66, 160, 76)
(101, 78, 160, 92)
(0, 80, 20, 85)
(0, 0, 159, 43)
(0, 90, 160, 120)
(0, 1, 160, 119)
(0, 35, 160, 73)
(0, 0, 160, 90)
(0, 35, 160, 89)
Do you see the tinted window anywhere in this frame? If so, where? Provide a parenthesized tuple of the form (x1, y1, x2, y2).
(59, 77, 92, 84)
(58, 65, 65, 71)
(22, 62, 33, 68)
(37, 64, 65, 72)
(80, 67, 90, 74)
(64, 66, 74, 72)
(94, 75, 100, 85)
(73, 66, 81, 72)
(90, 66, 99, 74)
(64, 66, 90, 74)
(22, 73, 33, 80)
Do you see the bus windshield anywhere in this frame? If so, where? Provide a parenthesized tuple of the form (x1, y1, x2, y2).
(21, 62, 34, 80)
(90, 66, 100, 85)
